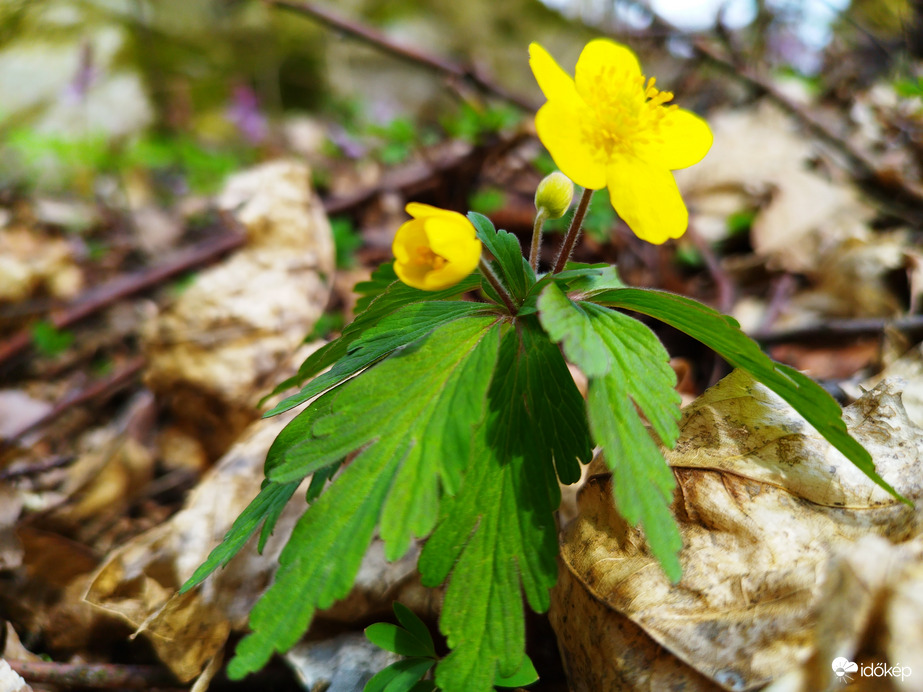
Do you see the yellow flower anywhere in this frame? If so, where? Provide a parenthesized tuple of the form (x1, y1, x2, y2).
(529, 39, 713, 244)
(392, 203, 482, 290)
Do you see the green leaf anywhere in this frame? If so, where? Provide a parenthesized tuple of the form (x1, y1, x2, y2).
(225, 317, 502, 679)
(591, 288, 907, 504)
(365, 623, 435, 658)
(263, 264, 482, 411)
(419, 320, 591, 692)
(179, 481, 298, 594)
(494, 653, 539, 687)
(31, 321, 74, 357)
(468, 212, 534, 301)
(364, 658, 435, 692)
(538, 283, 682, 580)
(393, 603, 436, 656)
(265, 301, 495, 416)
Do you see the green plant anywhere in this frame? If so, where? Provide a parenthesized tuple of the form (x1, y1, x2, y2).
(31, 321, 74, 358)
(363, 603, 538, 691)
(181, 38, 906, 692)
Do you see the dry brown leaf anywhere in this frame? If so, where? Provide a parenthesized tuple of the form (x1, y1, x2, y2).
(552, 370, 923, 692)
(844, 343, 923, 428)
(142, 160, 334, 459)
(676, 103, 873, 274)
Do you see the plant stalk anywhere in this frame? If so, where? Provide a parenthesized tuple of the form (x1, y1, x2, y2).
(529, 209, 548, 272)
(479, 257, 518, 314)
(552, 187, 594, 274)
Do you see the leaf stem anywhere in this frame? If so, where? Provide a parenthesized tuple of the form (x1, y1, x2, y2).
(529, 209, 548, 272)
(479, 257, 518, 314)
(553, 187, 594, 274)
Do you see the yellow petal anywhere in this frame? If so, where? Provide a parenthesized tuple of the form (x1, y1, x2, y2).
(392, 218, 427, 264)
(535, 101, 607, 190)
(574, 39, 642, 103)
(606, 158, 688, 244)
(638, 108, 713, 170)
(529, 42, 579, 103)
(405, 202, 468, 224)
(424, 217, 478, 261)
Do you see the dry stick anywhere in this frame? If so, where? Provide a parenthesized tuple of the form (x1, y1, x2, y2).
(691, 39, 923, 224)
(0, 229, 246, 369)
(2, 356, 146, 447)
(0, 454, 76, 480)
(322, 136, 526, 215)
(6, 659, 181, 690)
(266, 0, 538, 112)
(553, 188, 594, 274)
(750, 314, 923, 346)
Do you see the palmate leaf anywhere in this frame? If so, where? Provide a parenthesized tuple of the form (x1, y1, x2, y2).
(537, 283, 683, 579)
(264, 263, 482, 412)
(590, 288, 906, 503)
(224, 316, 502, 679)
(419, 320, 592, 692)
(265, 301, 494, 416)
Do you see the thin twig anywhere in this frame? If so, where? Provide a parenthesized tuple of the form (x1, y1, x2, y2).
(0, 229, 245, 369)
(266, 0, 537, 111)
(6, 659, 181, 690)
(553, 188, 594, 274)
(1, 356, 146, 448)
(750, 314, 923, 345)
(685, 225, 735, 313)
(0, 454, 76, 481)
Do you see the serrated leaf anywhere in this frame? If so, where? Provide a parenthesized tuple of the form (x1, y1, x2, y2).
(537, 283, 682, 580)
(591, 288, 906, 504)
(363, 658, 435, 692)
(365, 623, 435, 658)
(179, 480, 298, 594)
(494, 653, 539, 687)
(468, 212, 534, 301)
(419, 320, 590, 692)
(265, 301, 495, 416)
(393, 603, 436, 656)
(226, 317, 501, 679)
(263, 265, 482, 412)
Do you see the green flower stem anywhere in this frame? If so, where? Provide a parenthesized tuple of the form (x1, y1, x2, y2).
(479, 257, 518, 314)
(529, 208, 549, 272)
(552, 187, 594, 274)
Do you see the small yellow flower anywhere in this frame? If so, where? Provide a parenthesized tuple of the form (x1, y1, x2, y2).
(392, 203, 482, 290)
(529, 39, 713, 244)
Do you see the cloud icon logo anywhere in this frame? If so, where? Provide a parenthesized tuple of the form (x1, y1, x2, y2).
(832, 657, 859, 679)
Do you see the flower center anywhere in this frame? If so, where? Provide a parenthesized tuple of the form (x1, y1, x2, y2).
(414, 245, 447, 271)
(581, 69, 677, 161)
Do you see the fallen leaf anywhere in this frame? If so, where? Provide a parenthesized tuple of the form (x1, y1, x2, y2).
(552, 370, 923, 691)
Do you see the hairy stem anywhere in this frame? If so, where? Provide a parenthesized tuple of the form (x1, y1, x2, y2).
(479, 257, 518, 314)
(553, 187, 594, 274)
(529, 209, 548, 272)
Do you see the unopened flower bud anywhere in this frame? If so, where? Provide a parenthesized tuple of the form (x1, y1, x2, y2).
(534, 171, 574, 219)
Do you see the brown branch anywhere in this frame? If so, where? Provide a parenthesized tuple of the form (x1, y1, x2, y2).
(6, 659, 181, 690)
(0, 228, 245, 369)
(750, 314, 923, 346)
(266, 0, 538, 111)
(2, 356, 146, 448)
(322, 135, 528, 215)
(691, 39, 923, 224)
(0, 454, 76, 481)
